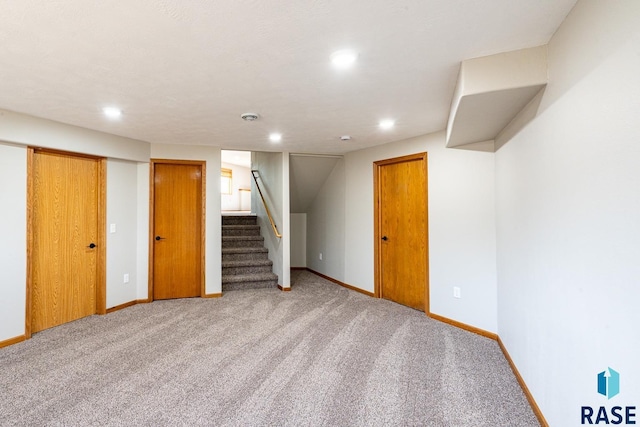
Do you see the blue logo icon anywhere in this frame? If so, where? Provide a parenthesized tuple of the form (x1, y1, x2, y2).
(597, 367, 620, 399)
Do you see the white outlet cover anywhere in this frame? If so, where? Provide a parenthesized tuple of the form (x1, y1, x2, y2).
(110, 224, 116, 233)
(453, 287, 461, 298)
(123, 273, 130, 284)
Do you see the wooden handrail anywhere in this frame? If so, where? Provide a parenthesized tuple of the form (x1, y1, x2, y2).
(251, 170, 282, 238)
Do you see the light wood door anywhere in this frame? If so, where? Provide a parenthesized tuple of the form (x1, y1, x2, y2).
(152, 161, 204, 300)
(375, 153, 429, 311)
(31, 150, 101, 333)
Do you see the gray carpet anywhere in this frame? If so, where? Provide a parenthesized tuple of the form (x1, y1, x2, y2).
(0, 270, 539, 426)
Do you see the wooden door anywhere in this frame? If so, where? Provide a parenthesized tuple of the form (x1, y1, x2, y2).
(151, 161, 204, 300)
(374, 153, 429, 311)
(29, 149, 105, 334)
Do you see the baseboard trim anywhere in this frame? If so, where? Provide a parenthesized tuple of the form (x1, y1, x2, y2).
(106, 300, 137, 314)
(427, 312, 498, 340)
(0, 335, 26, 349)
(277, 285, 291, 292)
(106, 298, 151, 314)
(305, 268, 375, 297)
(497, 336, 549, 427)
(203, 293, 222, 298)
(290, 267, 306, 270)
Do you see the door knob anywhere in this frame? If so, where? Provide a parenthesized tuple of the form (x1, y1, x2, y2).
(87, 243, 96, 249)
(381, 236, 388, 241)
(155, 236, 165, 241)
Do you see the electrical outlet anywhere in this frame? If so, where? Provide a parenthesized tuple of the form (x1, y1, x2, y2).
(319, 253, 323, 260)
(123, 273, 130, 284)
(109, 223, 116, 233)
(453, 287, 461, 299)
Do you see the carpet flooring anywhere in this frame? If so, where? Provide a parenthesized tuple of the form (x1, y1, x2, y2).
(0, 270, 539, 426)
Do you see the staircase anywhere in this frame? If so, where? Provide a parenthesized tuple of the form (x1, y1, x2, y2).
(222, 215, 278, 291)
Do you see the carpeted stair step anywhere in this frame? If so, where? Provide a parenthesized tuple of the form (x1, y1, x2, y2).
(222, 235, 265, 248)
(222, 215, 258, 226)
(222, 247, 269, 262)
(222, 272, 278, 291)
(222, 259, 273, 276)
(222, 225, 261, 237)
(221, 214, 278, 291)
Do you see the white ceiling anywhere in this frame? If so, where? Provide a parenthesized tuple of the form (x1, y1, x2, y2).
(221, 150, 251, 168)
(0, 0, 576, 155)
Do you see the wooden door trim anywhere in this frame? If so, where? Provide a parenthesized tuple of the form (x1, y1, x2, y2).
(148, 159, 207, 301)
(25, 148, 34, 338)
(373, 152, 429, 313)
(96, 158, 107, 314)
(25, 148, 106, 338)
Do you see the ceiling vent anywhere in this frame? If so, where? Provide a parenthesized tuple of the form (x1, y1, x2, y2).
(241, 113, 259, 121)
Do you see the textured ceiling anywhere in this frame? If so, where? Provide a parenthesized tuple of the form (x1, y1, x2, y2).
(0, 0, 576, 155)
(221, 150, 251, 168)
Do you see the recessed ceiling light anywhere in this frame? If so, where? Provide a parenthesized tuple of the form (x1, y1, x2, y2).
(331, 49, 358, 69)
(269, 133, 282, 143)
(103, 107, 122, 119)
(379, 119, 395, 130)
(241, 112, 259, 121)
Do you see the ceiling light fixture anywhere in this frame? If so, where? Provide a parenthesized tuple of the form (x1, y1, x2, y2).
(331, 49, 358, 69)
(241, 112, 259, 121)
(269, 133, 282, 143)
(102, 106, 122, 119)
(379, 119, 395, 130)
(340, 135, 352, 141)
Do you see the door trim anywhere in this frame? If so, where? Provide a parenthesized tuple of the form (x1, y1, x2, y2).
(148, 159, 207, 300)
(25, 148, 106, 339)
(373, 152, 429, 313)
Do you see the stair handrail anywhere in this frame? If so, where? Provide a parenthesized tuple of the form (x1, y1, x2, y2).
(251, 170, 282, 239)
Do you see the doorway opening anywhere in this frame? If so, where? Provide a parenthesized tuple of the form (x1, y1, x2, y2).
(221, 150, 252, 214)
(149, 159, 205, 300)
(26, 148, 107, 337)
(374, 152, 429, 312)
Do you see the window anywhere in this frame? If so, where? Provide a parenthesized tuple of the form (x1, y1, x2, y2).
(221, 168, 232, 195)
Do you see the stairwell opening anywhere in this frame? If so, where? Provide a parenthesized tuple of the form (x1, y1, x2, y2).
(221, 150, 252, 214)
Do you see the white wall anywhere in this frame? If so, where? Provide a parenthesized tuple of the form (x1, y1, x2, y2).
(290, 213, 307, 268)
(495, 1, 640, 425)
(251, 151, 290, 287)
(0, 143, 27, 342)
(136, 163, 150, 300)
(150, 143, 222, 295)
(282, 153, 290, 287)
(306, 159, 346, 279)
(343, 132, 498, 332)
(106, 159, 141, 308)
(221, 161, 251, 211)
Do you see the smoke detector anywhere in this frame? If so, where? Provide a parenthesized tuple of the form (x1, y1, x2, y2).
(241, 113, 259, 121)
(340, 135, 352, 141)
